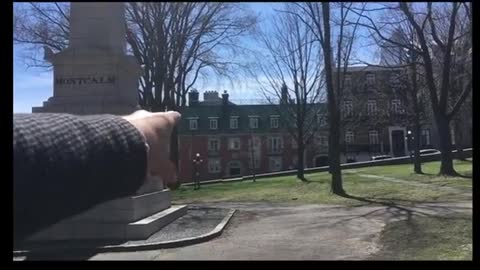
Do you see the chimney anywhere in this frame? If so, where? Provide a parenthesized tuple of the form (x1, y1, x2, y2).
(222, 90, 229, 106)
(188, 89, 199, 106)
(280, 83, 288, 104)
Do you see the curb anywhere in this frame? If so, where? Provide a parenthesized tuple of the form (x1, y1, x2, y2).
(14, 208, 236, 255)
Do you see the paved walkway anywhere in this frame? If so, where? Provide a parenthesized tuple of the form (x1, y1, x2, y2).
(84, 201, 471, 261)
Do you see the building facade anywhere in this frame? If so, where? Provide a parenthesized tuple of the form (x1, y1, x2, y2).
(177, 66, 471, 182)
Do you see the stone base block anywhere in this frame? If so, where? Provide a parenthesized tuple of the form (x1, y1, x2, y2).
(29, 205, 187, 241)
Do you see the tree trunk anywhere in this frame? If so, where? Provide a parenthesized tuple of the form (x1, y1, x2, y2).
(329, 110, 344, 194)
(413, 116, 422, 174)
(454, 117, 465, 160)
(297, 145, 306, 181)
(436, 114, 457, 175)
(322, 2, 344, 195)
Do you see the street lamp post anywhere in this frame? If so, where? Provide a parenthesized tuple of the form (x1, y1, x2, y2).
(193, 153, 203, 190)
(406, 130, 414, 158)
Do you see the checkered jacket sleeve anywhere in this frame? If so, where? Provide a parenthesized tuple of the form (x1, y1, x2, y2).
(13, 113, 148, 241)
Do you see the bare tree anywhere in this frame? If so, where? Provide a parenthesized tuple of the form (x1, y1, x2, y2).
(349, 2, 472, 175)
(252, 4, 325, 181)
(14, 2, 257, 185)
(284, 2, 365, 194)
(13, 2, 70, 69)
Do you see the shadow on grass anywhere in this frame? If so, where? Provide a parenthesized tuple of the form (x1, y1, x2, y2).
(328, 191, 472, 226)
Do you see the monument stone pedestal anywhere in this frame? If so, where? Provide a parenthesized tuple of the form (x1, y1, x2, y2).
(29, 3, 186, 242)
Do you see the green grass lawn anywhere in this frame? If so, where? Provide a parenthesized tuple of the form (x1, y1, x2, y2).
(370, 214, 472, 260)
(172, 160, 472, 206)
(351, 159, 473, 189)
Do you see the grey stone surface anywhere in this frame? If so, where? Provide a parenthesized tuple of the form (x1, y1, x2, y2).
(14, 207, 232, 259)
(32, 2, 142, 115)
(86, 201, 471, 260)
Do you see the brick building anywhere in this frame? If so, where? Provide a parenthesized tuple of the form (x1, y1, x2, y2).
(177, 66, 471, 183)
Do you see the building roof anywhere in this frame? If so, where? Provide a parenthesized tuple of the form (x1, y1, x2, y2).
(178, 103, 326, 135)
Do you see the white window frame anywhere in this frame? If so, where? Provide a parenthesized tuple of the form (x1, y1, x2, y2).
(421, 129, 431, 146)
(369, 130, 379, 145)
(248, 136, 261, 151)
(209, 118, 218, 130)
(344, 74, 352, 88)
(367, 100, 377, 116)
(366, 73, 375, 85)
(317, 113, 327, 127)
(228, 137, 241, 151)
(230, 117, 239, 129)
(345, 131, 354, 144)
(270, 116, 279, 129)
(189, 119, 198, 130)
(269, 156, 282, 172)
(208, 158, 221, 173)
(291, 137, 298, 149)
(268, 136, 283, 153)
(248, 153, 260, 169)
(208, 138, 220, 152)
(391, 99, 402, 114)
(249, 117, 259, 129)
(343, 100, 353, 117)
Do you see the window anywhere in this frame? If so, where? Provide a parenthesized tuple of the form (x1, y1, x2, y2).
(270, 116, 279, 128)
(249, 117, 259, 129)
(390, 72, 401, 85)
(208, 158, 221, 173)
(369, 130, 379, 145)
(209, 118, 218, 130)
(343, 100, 353, 117)
(248, 136, 261, 151)
(421, 129, 431, 146)
(269, 157, 282, 172)
(249, 153, 260, 169)
(450, 125, 456, 145)
(345, 131, 354, 144)
(367, 100, 377, 116)
(208, 138, 220, 152)
(366, 73, 375, 85)
(316, 135, 328, 146)
(230, 117, 238, 129)
(268, 136, 283, 153)
(317, 113, 327, 127)
(189, 119, 198, 130)
(228, 138, 241, 150)
(391, 99, 402, 114)
(291, 137, 298, 149)
(344, 74, 352, 88)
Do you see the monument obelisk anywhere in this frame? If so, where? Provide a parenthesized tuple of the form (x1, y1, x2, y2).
(29, 3, 186, 241)
(33, 2, 141, 114)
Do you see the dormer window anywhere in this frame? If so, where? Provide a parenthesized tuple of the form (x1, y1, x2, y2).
(188, 118, 198, 130)
(230, 117, 239, 129)
(270, 116, 279, 128)
(249, 116, 259, 129)
(209, 117, 218, 130)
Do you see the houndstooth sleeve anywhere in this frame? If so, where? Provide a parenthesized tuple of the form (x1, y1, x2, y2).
(13, 113, 148, 241)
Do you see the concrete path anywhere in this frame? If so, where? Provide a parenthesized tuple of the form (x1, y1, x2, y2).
(85, 201, 471, 261)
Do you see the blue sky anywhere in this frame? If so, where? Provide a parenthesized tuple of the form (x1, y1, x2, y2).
(13, 2, 377, 113)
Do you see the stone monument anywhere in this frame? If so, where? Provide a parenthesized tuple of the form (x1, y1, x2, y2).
(29, 2, 186, 241)
(33, 2, 140, 115)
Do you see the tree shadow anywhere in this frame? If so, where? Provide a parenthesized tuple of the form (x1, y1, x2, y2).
(330, 191, 472, 226)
